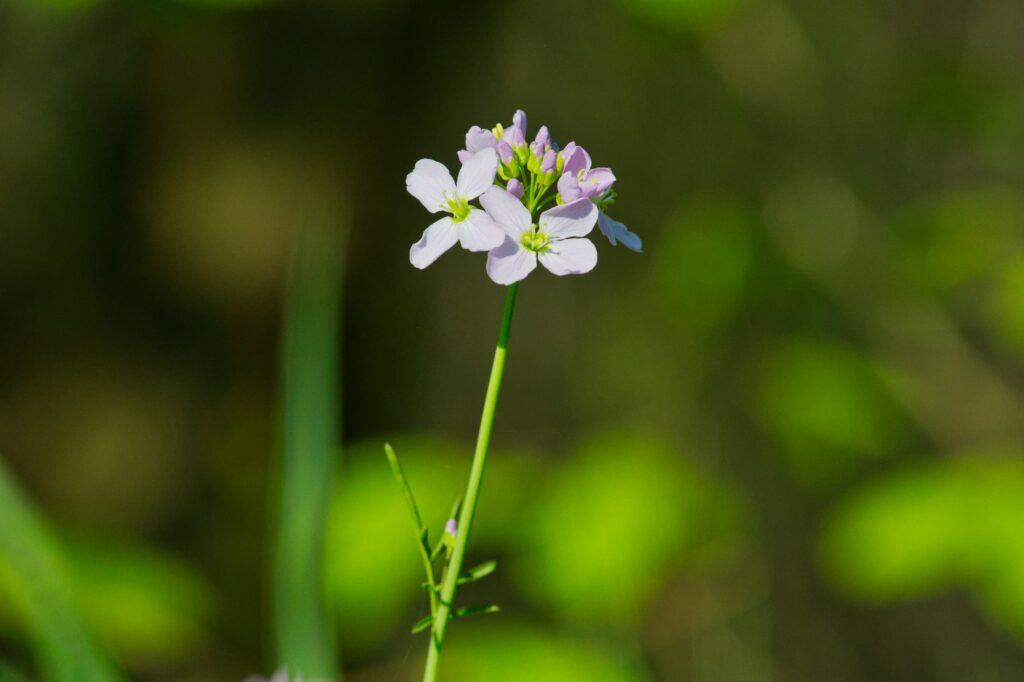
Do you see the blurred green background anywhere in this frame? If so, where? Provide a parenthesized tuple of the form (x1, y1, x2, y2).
(2, 0, 1024, 679)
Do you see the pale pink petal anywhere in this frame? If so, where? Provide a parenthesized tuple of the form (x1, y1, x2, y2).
(579, 167, 615, 197)
(456, 148, 498, 200)
(486, 238, 537, 285)
(557, 173, 582, 203)
(465, 126, 498, 153)
(458, 209, 505, 251)
(406, 159, 456, 213)
(539, 198, 598, 239)
(480, 186, 532, 239)
(562, 146, 591, 177)
(409, 217, 459, 269)
(538, 238, 598, 276)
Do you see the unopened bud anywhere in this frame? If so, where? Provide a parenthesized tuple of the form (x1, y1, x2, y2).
(540, 148, 557, 174)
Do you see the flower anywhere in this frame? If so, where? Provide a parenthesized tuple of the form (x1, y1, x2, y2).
(556, 145, 615, 201)
(480, 187, 599, 285)
(405, 149, 505, 269)
(444, 518, 458, 536)
(457, 110, 527, 163)
(556, 142, 642, 252)
(407, 109, 641, 281)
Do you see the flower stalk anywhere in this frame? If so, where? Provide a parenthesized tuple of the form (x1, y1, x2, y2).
(421, 281, 519, 682)
(394, 108, 641, 681)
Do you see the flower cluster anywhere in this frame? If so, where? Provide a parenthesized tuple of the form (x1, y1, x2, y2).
(406, 110, 641, 285)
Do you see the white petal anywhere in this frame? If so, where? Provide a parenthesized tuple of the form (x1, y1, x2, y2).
(538, 238, 597, 276)
(598, 211, 643, 252)
(406, 159, 456, 213)
(458, 209, 505, 251)
(409, 217, 459, 269)
(456, 148, 498, 199)
(480, 186, 532, 238)
(486, 237, 537, 285)
(539, 198, 598, 239)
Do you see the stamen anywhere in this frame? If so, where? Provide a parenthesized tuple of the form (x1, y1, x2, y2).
(444, 192, 471, 222)
(521, 226, 550, 253)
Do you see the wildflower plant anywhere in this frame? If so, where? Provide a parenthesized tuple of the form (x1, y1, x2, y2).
(390, 110, 640, 682)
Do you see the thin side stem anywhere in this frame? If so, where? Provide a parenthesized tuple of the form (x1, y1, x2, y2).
(422, 283, 520, 682)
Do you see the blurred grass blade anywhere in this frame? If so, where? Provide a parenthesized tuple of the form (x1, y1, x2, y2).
(274, 218, 345, 679)
(0, 457, 122, 682)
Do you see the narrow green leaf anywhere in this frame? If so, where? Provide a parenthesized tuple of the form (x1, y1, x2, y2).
(386, 443, 440, 608)
(411, 615, 434, 634)
(385, 443, 427, 535)
(458, 560, 497, 585)
(0, 457, 122, 682)
(273, 219, 345, 679)
(454, 605, 501, 618)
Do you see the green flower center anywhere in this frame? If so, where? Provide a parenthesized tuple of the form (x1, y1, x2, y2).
(521, 226, 550, 253)
(445, 193, 471, 223)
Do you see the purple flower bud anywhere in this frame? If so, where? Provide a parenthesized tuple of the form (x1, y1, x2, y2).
(497, 141, 514, 164)
(506, 126, 526, 148)
(512, 109, 527, 136)
(540, 148, 557, 173)
(506, 179, 524, 198)
(445, 518, 458, 536)
(533, 125, 550, 152)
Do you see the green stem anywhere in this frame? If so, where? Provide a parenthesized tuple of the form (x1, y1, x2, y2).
(422, 283, 520, 682)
